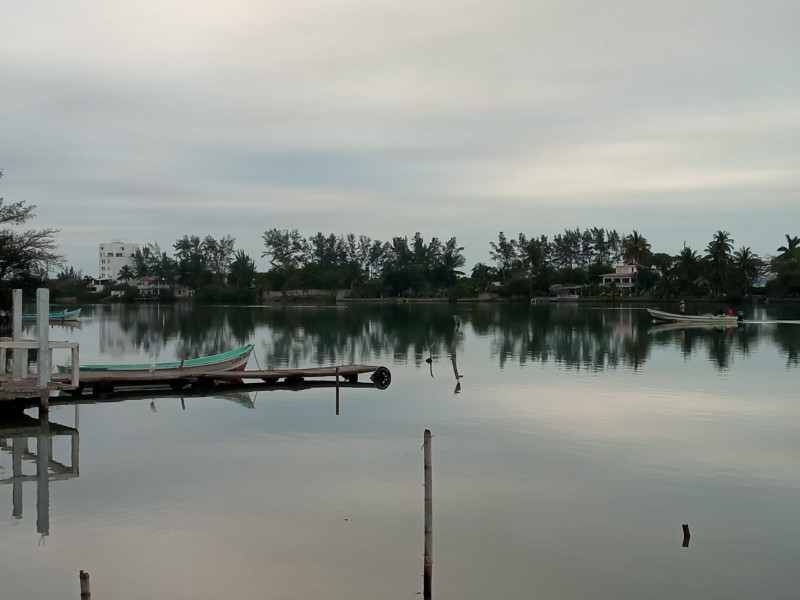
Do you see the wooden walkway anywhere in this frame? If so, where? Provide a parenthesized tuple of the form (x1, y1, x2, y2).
(45, 364, 392, 397)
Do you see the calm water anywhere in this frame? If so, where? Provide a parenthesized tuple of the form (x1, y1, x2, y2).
(1, 302, 799, 599)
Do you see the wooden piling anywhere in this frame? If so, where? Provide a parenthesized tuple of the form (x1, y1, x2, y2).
(37, 412, 51, 538)
(335, 367, 340, 415)
(79, 570, 91, 600)
(682, 523, 691, 547)
(12, 289, 23, 380)
(423, 429, 432, 599)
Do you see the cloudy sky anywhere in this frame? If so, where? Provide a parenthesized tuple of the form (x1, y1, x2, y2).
(1, 0, 798, 276)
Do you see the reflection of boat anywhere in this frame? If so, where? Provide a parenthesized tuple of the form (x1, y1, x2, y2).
(649, 322, 738, 334)
(56, 344, 253, 374)
(219, 391, 256, 409)
(21, 308, 81, 322)
(647, 308, 740, 324)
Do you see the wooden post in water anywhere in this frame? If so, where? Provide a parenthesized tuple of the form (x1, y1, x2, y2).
(36, 411, 51, 538)
(11, 289, 23, 380)
(12, 437, 23, 518)
(335, 367, 340, 415)
(423, 429, 432, 599)
(79, 570, 91, 600)
(682, 523, 691, 548)
(36, 288, 51, 413)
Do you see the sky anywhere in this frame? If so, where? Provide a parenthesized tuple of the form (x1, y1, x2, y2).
(1, 0, 798, 277)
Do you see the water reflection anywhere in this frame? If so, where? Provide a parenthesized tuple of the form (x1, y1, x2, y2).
(0, 409, 79, 540)
(57, 304, 800, 372)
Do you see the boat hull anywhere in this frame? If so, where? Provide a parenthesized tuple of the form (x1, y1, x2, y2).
(647, 308, 739, 324)
(21, 308, 81, 322)
(57, 344, 253, 374)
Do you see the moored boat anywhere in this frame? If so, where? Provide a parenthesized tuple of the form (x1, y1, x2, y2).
(647, 308, 741, 324)
(57, 344, 253, 374)
(21, 308, 82, 322)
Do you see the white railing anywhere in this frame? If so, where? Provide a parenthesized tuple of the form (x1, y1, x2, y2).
(0, 338, 80, 388)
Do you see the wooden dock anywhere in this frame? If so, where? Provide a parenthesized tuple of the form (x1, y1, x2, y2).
(0, 288, 392, 406)
(47, 364, 392, 397)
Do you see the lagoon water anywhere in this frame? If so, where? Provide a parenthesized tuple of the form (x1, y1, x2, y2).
(1, 302, 799, 599)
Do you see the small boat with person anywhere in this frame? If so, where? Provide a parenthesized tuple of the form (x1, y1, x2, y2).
(57, 344, 253, 374)
(21, 308, 82, 322)
(647, 308, 742, 325)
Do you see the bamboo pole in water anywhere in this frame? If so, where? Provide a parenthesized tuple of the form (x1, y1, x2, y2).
(423, 429, 432, 599)
(79, 570, 90, 599)
(335, 367, 340, 415)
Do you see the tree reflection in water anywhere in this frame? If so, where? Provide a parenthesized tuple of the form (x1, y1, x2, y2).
(92, 303, 797, 372)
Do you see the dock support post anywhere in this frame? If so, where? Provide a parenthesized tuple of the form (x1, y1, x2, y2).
(36, 288, 51, 412)
(12, 438, 23, 518)
(12, 289, 23, 380)
(79, 570, 91, 600)
(36, 412, 51, 538)
(423, 429, 432, 599)
(335, 367, 340, 415)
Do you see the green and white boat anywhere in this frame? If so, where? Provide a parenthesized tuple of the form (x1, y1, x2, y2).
(57, 344, 253, 374)
(21, 308, 82, 322)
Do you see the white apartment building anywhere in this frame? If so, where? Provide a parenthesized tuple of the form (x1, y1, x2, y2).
(98, 241, 139, 281)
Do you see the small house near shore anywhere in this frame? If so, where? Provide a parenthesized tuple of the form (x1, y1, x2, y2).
(600, 265, 638, 292)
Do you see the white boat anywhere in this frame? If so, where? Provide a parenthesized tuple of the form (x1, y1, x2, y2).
(647, 308, 741, 324)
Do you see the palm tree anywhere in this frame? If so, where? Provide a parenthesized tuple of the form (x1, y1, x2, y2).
(675, 246, 700, 294)
(777, 234, 800, 259)
(704, 230, 734, 295)
(622, 230, 652, 265)
(621, 230, 651, 294)
(733, 246, 763, 294)
(117, 265, 135, 283)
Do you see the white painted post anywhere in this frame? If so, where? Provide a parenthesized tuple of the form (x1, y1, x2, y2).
(71, 343, 80, 388)
(36, 289, 51, 412)
(36, 288, 50, 388)
(12, 289, 23, 380)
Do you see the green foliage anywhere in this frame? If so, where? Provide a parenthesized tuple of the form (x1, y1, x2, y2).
(769, 241, 800, 297)
(448, 278, 477, 300)
(0, 169, 64, 287)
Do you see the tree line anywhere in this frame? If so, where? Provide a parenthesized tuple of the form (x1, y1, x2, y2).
(2, 169, 799, 305)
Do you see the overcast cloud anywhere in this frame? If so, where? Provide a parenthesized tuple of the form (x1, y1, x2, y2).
(1, 0, 798, 275)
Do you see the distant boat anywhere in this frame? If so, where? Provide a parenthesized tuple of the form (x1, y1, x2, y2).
(21, 308, 81, 322)
(647, 308, 740, 325)
(57, 344, 253, 374)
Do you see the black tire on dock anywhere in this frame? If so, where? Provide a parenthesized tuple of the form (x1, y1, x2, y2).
(170, 379, 188, 391)
(370, 366, 391, 390)
(261, 377, 279, 384)
(94, 382, 114, 397)
(192, 377, 216, 394)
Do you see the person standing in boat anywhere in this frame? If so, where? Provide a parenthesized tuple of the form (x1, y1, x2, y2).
(679, 300, 685, 314)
